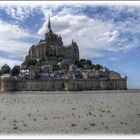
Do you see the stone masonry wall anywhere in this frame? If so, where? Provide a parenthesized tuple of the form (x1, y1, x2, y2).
(0, 78, 127, 91)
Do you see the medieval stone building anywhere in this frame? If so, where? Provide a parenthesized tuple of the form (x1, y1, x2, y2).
(27, 16, 79, 66)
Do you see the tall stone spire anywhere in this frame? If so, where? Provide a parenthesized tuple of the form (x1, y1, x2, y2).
(48, 14, 52, 33)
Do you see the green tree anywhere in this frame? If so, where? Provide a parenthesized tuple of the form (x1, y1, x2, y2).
(75, 59, 92, 69)
(86, 60, 92, 66)
(96, 64, 103, 70)
(74, 60, 82, 68)
(80, 59, 86, 62)
(80, 59, 92, 66)
(0, 64, 11, 75)
(92, 64, 103, 71)
(53, 64, 60, 71)
(57, 55, 64, 62)
(23, 58, 38, 67)
(11, 65, 20, 76)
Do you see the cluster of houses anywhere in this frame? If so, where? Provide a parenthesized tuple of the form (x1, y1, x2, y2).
(17, 64, 123, 80)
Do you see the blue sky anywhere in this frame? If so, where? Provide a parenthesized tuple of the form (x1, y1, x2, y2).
(0, 1, 140, 89)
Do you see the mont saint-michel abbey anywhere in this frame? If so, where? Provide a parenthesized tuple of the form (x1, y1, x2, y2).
(27, 16, 79, 66)
(0, 16, 127, 91)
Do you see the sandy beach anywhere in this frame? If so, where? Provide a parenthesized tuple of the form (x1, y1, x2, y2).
(0, 90, 140, 134)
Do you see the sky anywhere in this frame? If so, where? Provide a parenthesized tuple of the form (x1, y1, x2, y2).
(0, 1, 140, 89)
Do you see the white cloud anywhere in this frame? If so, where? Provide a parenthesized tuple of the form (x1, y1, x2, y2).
(1, 1, 140, 7)
(2, 1, 140, 23)
(38, 14, 118, 58)
(0, 1, 140, 66)
(110, 56, 124, 62)
(0, 20, 31, 40)
(39, 5, 140, 57)
(5, 6, 31, 22)
(0, 20, 36, 67)
(0, 57, 21, 68)
(98, 30, 119, 43)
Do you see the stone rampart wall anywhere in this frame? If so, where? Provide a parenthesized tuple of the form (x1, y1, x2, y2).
(0, 78, 127, 91)
(16, 80, 64, 91)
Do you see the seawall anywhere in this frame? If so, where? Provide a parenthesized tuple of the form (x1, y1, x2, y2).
(0, 78, 127, 91)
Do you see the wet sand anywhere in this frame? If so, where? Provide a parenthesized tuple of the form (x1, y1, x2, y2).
(0, 90, 140, 134)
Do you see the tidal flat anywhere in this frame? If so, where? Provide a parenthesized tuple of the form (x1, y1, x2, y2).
(0, 90, 140, 134)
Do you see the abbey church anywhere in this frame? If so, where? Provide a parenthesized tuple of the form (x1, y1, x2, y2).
(27, 16, 79, 66)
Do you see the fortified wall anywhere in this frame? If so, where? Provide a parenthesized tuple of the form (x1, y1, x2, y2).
(0, 78, 127, 91)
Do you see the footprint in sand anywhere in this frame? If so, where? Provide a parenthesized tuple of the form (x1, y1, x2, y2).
(89, 123, 96, 126)
(130, 101, 134, 105)
(71, 113, 75, 117)
(84, 127, 88, 130)
(71, 124, 76, 127)
(101, 122, 104, 126)
(89, 106, 92, 109)
(137, 114, 140, 117)
(13, 126, 18, 130)
(87, 111, 92, 116)
(23, 124, 27, 127)
(2, 117, 6, 120)
(99, 114, 102, 117)
(44, 117, 48, 120)
(28, 113, 31, 117)
(72, 108, 76, 110)
(13, 119, 18, 123)
(33, 118, 36, 121)
(105, 126, 108, 130)
(117, 108, 120, 111)
(130, 119, 133, 122)
(52, 116, 60, 119)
